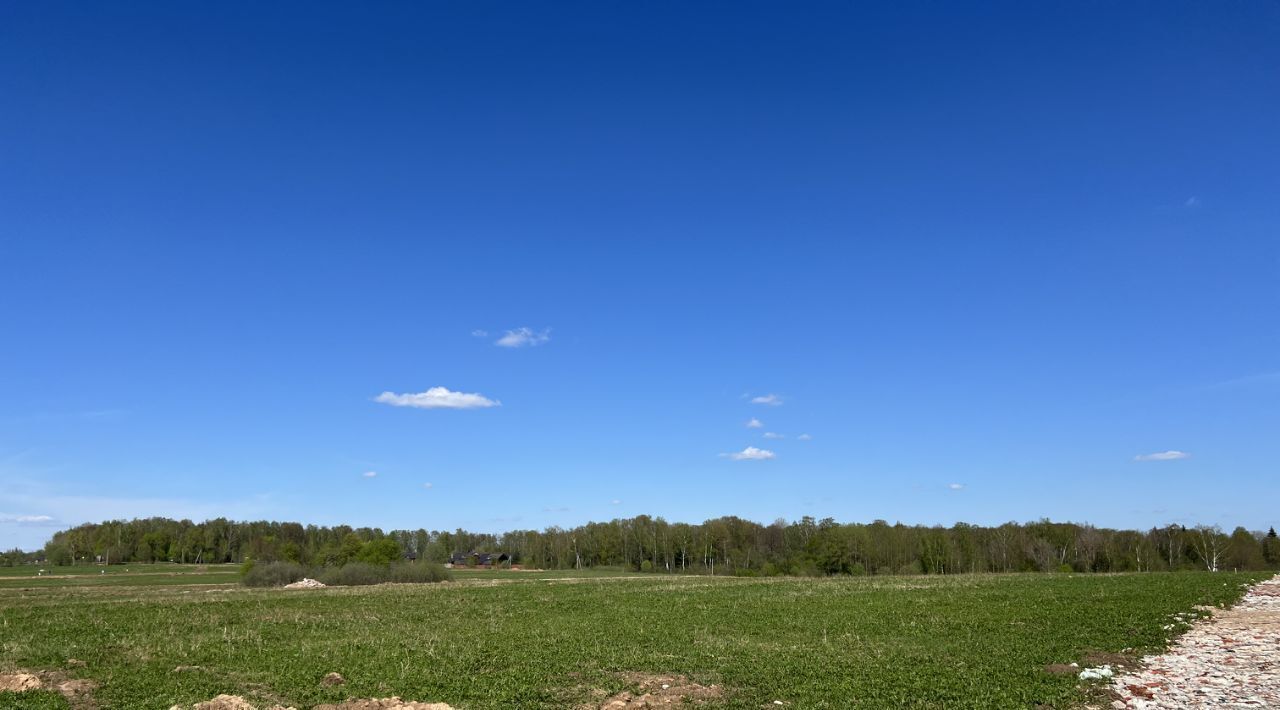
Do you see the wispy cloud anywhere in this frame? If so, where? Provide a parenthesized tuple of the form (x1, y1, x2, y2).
(495, 327, 551, 348)
(422, 482, 433, 489)
(1134, 450, 1190, 462)
(751, 394, 782, 406)
(763, 432, 784, 439)
(746, 418, 764, 429)
(797, 433, 813, 441)
(542, 505, 570, 513)
(721, 446, 776, 461)
(1184, 196, 1201, 208)
(361, 471, 378, 478)
(947, 483, 965, 491)
(610, 499, 621, 505)
(471, 329, 488, 338)
(374, 387, 500, 409)
(0, 514, 57, 525)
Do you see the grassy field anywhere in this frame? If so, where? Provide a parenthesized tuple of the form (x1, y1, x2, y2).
(0, 564, 240, 590)
(0, 570, 1268, 709)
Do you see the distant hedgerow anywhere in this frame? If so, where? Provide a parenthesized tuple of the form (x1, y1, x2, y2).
(241, 561, 307, 587)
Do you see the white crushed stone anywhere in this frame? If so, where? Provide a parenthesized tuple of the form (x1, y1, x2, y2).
(1107, 574, 1280, 709)
(1080, 665, 1114, 680)
(283, 578, 326, 589)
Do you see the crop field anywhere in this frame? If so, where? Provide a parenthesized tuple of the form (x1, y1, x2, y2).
(0, 570, 1267, 709)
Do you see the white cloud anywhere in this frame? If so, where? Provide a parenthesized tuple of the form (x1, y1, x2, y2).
(543, 506, 570, 513)
(610, 499, 621, 505)
(422, 482, 433, 489)
(763, 432, 784, 439)
(0, 514, 56, 525)
(746, 418, 764, 429)
(495, 327, 551, 348)
(1134, 450, 1190, 462)
(471, 329, 488, 337)
(751, 394, 782, 406)
(947, 483, 965, 490)
(374, 387, 500, 410)
(797, 433, 813, 441)
(1185, 196, 1201, 208)
(361, 471, 378, 478)
(721, 446, 776, 461)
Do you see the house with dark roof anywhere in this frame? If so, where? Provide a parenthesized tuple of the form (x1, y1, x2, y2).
(447, 551, 510, 568)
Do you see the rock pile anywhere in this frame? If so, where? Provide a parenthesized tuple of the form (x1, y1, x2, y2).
(283, 578, 327, 589)
(1107, 574, 1280, 708)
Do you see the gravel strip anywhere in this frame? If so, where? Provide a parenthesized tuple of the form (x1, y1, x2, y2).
(1107, 574, 1280, 708)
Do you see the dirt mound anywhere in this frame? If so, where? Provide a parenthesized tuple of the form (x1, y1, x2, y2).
(599, 673, 724, 707)
(283, 578, 326, 589)
(169, 696, 297, 710)
(320, 672, 346, 686)
(0, 672, 43, 692)
(313, 699, 455, 709)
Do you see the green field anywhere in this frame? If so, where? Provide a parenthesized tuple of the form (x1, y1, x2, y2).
(0, 571, 1267, 709)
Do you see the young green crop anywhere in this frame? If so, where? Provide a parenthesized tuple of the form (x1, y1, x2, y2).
(0, 572, 1267, 708)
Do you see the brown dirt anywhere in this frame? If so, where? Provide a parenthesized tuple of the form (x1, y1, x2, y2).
(320, 672, 346, 686)
(312, 699, 455, 709)
(0, 672, 43, 692)
(1043, 663, 1078, 676)
(169, 696, 298, 710)
(597, 673, 725, 708)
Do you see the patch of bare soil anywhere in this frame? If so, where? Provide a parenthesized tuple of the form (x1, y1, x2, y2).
(312, 699, 455, 709)
(0, 672, 43, 692)
(1044, 664, 1078, 676)
(1, 669, 98, 708)
(169, 696, 297, 710)
(597, 673, 725, 708)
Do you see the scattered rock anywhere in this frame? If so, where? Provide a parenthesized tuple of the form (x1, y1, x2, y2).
(1079, 665, 1114, 681)
(1108, 573, 1280, 708)
(283, 578, 326, 589)
(0, 672, 43, 692)
(174, 665, 204, 673)
(321, 672, 346, 687)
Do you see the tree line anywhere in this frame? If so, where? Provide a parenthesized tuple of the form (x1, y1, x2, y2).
(8, 515, 1279, 575)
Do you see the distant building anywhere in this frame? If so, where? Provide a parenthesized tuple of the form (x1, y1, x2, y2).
(447, 551, 510, 568)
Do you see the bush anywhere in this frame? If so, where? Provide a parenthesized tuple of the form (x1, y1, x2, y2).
(387, 562, 450, 584)
(315, 562, 386, 586)
(242, 561, 307, 587)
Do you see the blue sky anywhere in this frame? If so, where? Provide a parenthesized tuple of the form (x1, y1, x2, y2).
(2, 2, 1278, 550)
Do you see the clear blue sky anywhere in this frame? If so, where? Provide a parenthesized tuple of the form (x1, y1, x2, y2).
(2, 2, 1277, 551)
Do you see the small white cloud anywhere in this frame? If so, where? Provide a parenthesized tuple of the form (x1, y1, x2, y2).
(797, 433, 813, 441)
(495, 327, 551, 348)
(947, 483, 965, 490)
(763, 432, 784, 439)
(746, 418, 764, 429)
(1185, 196, 1201, 208)
(543, 505, 570, 512)
(1134, 450, 1190, 462)
(422, 482, 433, 489)
(375, 387, 500, 409)
(361, 471, 378, 478)
(721, 446, 776, 461)
(610, 499, 621, 505)
(471, 329, 488, 337)
(0, 514, 56, 524)
(751, 394, 782, 406)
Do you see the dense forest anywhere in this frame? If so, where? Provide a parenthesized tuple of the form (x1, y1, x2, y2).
(8, 515, 1279, 575)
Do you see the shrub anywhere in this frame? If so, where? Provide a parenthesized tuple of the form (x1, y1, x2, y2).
(242, 561, 307, 587)
(315, 562, 386, 586)
(387, 562, 450, 584)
